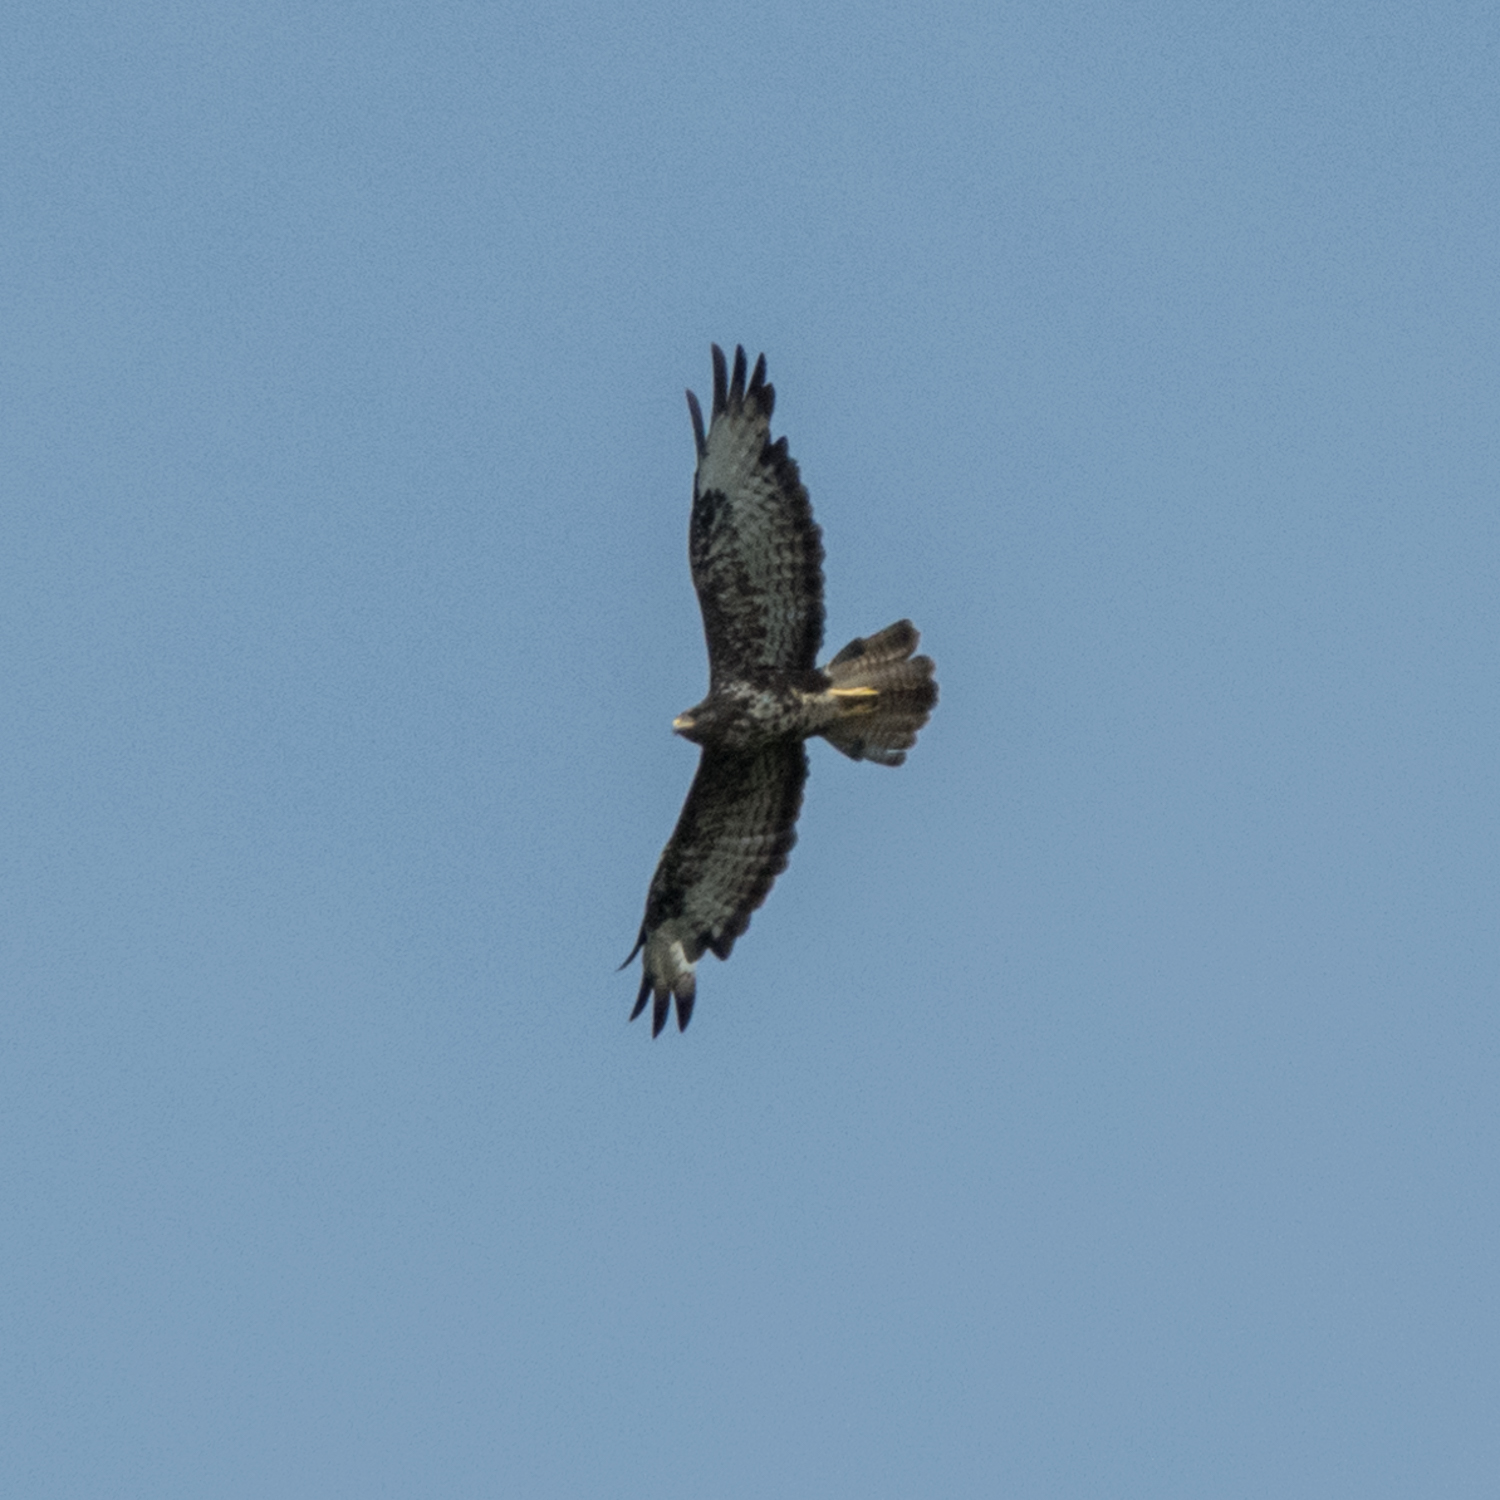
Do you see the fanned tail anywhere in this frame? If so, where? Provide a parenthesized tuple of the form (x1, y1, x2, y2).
(821, 620, 938, 766)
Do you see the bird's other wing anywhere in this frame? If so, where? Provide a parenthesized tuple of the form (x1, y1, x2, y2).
(625, 740, 808, 1036)
(685, 345, 825, 683)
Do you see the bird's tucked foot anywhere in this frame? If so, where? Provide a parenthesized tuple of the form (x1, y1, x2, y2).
(828, 685, 880, 716)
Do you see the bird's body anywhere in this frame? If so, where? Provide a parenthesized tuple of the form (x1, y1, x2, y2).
(625, 345, 937, 1035)
(672, 672, 873, 752)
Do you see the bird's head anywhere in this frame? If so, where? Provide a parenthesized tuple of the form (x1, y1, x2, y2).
(671, 699, 712, 744)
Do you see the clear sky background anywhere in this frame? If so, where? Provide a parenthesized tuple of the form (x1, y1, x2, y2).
(4, 3, 1496, 1495)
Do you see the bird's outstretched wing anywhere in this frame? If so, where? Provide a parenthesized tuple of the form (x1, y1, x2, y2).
(686, 345, 826, 683)
(624, 741, 808, 1036)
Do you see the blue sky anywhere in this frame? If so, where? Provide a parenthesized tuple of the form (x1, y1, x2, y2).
(4, 2, 1496, 1495)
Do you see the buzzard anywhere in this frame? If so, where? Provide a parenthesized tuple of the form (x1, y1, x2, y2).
(624, 345, 938, 1036)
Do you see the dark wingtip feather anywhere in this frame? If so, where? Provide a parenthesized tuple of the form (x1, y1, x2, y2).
(630, 973, 651, 1022)
(729, 346, 747, 406)
(651, 990, 670, 1038)
(686, 389, 707, 457)
(619, 930, 646, 971)
(711, 344, 728, 417)
(675, 990, 695, 1032)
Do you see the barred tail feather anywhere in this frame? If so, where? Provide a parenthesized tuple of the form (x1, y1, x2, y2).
(821, 620, 938, 766)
